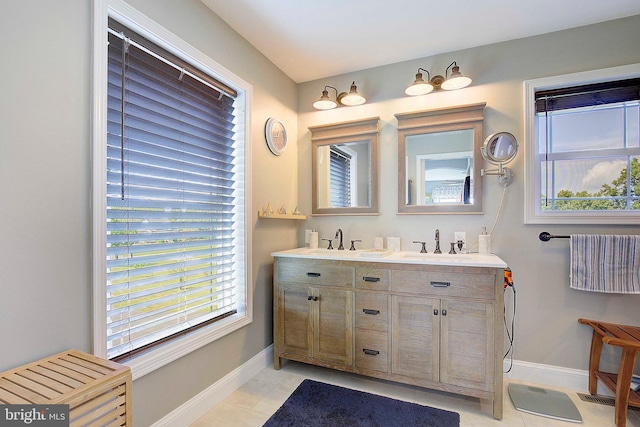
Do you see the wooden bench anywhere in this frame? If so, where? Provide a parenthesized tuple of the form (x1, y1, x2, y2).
(578, 318, 640, 427)
(0, 349, 132, 426)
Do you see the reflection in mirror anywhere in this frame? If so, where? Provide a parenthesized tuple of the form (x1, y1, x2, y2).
(309, 117, 380, 215)
(396, 103, 485, 214)
(316, 140, 370, 208)
(406, 130, 474, 205)
(482, 132, 518, 164)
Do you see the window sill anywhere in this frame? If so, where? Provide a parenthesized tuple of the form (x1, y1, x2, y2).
(122, 312, 252, 380)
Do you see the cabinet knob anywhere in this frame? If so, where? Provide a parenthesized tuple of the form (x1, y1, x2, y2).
(433, 309, 438, 315)
(313, 296, 319, 301)
(442, 309, 447, 316)
(307, 296, 313, 301)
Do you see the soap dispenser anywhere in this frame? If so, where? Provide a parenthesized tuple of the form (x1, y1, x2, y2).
(479, 227, 491, 255)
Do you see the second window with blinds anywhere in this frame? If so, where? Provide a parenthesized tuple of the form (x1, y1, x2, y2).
(524, 65, 640, 224)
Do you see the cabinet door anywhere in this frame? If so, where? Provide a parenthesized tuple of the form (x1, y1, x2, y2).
(391, 295, 439, 381)
(314, 288, 353, 366)
(278, 283, 313, 357)
(440, 299, 495, 391)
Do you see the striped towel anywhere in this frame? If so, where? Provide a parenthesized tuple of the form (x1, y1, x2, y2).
(570, 234, 640, 294)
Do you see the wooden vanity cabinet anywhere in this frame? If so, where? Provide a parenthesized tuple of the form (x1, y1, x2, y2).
(274, 259, 354, 369)
(273, 256, 504, 420)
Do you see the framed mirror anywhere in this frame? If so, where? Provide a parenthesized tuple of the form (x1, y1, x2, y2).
(309, 117, 380, 215)
(396, 103, 486, 214)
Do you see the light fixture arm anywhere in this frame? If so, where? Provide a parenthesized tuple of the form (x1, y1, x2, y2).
(323, 85, 337, 98)
(445, 61, 457, 79)
(417, 67, 430, 80)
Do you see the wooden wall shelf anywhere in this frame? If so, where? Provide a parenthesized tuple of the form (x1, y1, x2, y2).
(258, 211, 307, 220)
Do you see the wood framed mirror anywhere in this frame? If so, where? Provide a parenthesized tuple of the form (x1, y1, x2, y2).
(309, 117, 380, 215)
(396, 103, 485, 214)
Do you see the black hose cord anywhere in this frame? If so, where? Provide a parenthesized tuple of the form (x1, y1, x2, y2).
(503, 281, 516, 373)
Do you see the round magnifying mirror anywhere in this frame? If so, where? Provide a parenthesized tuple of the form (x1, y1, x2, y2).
(481, 132, 518, 165)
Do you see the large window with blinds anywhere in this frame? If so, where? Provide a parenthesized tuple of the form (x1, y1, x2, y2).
(524, 65, 640, 224)
(94, 7, 251, 376)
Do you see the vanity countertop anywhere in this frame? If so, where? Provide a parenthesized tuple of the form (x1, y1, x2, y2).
(272, 247, 507, 268)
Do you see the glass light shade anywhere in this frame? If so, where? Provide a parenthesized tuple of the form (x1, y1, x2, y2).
(405, 73, 434, 95)
(340, 82, 366, 106)
(313, 90, 337, 110)
(441, 65, 472, 90)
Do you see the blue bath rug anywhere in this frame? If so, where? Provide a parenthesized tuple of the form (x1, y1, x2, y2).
(262, 379, 460, 427)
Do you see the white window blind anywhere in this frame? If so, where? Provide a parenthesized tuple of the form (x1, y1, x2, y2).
(535, 78, 640, 213)
(106, 19, 242, 360)
(329, 147, 352, 207)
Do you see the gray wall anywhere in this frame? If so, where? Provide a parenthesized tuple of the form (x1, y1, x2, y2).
(1, 1, 639, 424)
(0, 1, 298, 425)
(297, 15, 640, 375)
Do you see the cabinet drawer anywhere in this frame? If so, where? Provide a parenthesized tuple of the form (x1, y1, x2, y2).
(391, 269, 495, 299)
(278, 262, 354, 287)
(355, 293, 389, 331)
(355, 329, 389, 372)
(355, 267, 390, 290)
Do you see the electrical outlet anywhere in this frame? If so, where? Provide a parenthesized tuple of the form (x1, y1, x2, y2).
(454, 232, 466, 246)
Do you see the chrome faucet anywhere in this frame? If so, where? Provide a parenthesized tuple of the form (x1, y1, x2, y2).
(335, 228, 344, 250)
(434, 229, 442, 254)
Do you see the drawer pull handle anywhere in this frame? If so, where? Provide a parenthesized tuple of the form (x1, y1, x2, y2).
(363, 349, 380, 356)
(363, 276, 380, 282)
(362, 309, 380, 315)
(430, 281, 450, 288)
(307, 272, 321, 277)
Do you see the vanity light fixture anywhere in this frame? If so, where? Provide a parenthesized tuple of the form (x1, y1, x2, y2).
(405, 61, 472, 96)
(313, 82, 366, 110)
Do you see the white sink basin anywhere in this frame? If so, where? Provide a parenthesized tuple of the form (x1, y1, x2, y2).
(300, 248, 355, 257)
(358, 248, 393, 258)
(297, 248, 393, 258)
(402, 252, 471, 261)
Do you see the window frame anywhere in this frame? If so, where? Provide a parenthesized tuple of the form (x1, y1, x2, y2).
(92, 0, 252, 379)
(523, 63, 640, 224)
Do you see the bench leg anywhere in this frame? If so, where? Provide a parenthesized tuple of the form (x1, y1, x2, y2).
(614, 348, 638, 427)
(587, 330, 604, 395)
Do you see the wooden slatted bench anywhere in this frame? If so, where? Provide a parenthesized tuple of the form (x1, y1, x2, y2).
(0, 349, 132, 426)
(578, 318, 640, 427)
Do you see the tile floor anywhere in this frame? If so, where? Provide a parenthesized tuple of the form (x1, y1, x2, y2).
(192, 360, 640, 427)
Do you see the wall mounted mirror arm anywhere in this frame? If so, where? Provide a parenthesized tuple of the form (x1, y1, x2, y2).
(481, 132, 518, 187)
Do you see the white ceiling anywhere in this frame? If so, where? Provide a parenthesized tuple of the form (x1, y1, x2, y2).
(201, 0, 640, 83)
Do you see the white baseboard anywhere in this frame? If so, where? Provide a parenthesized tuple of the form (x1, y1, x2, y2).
(503, 359, 614, 397)
(151, 345, 273, 427)
(152, 349, 612, 426)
